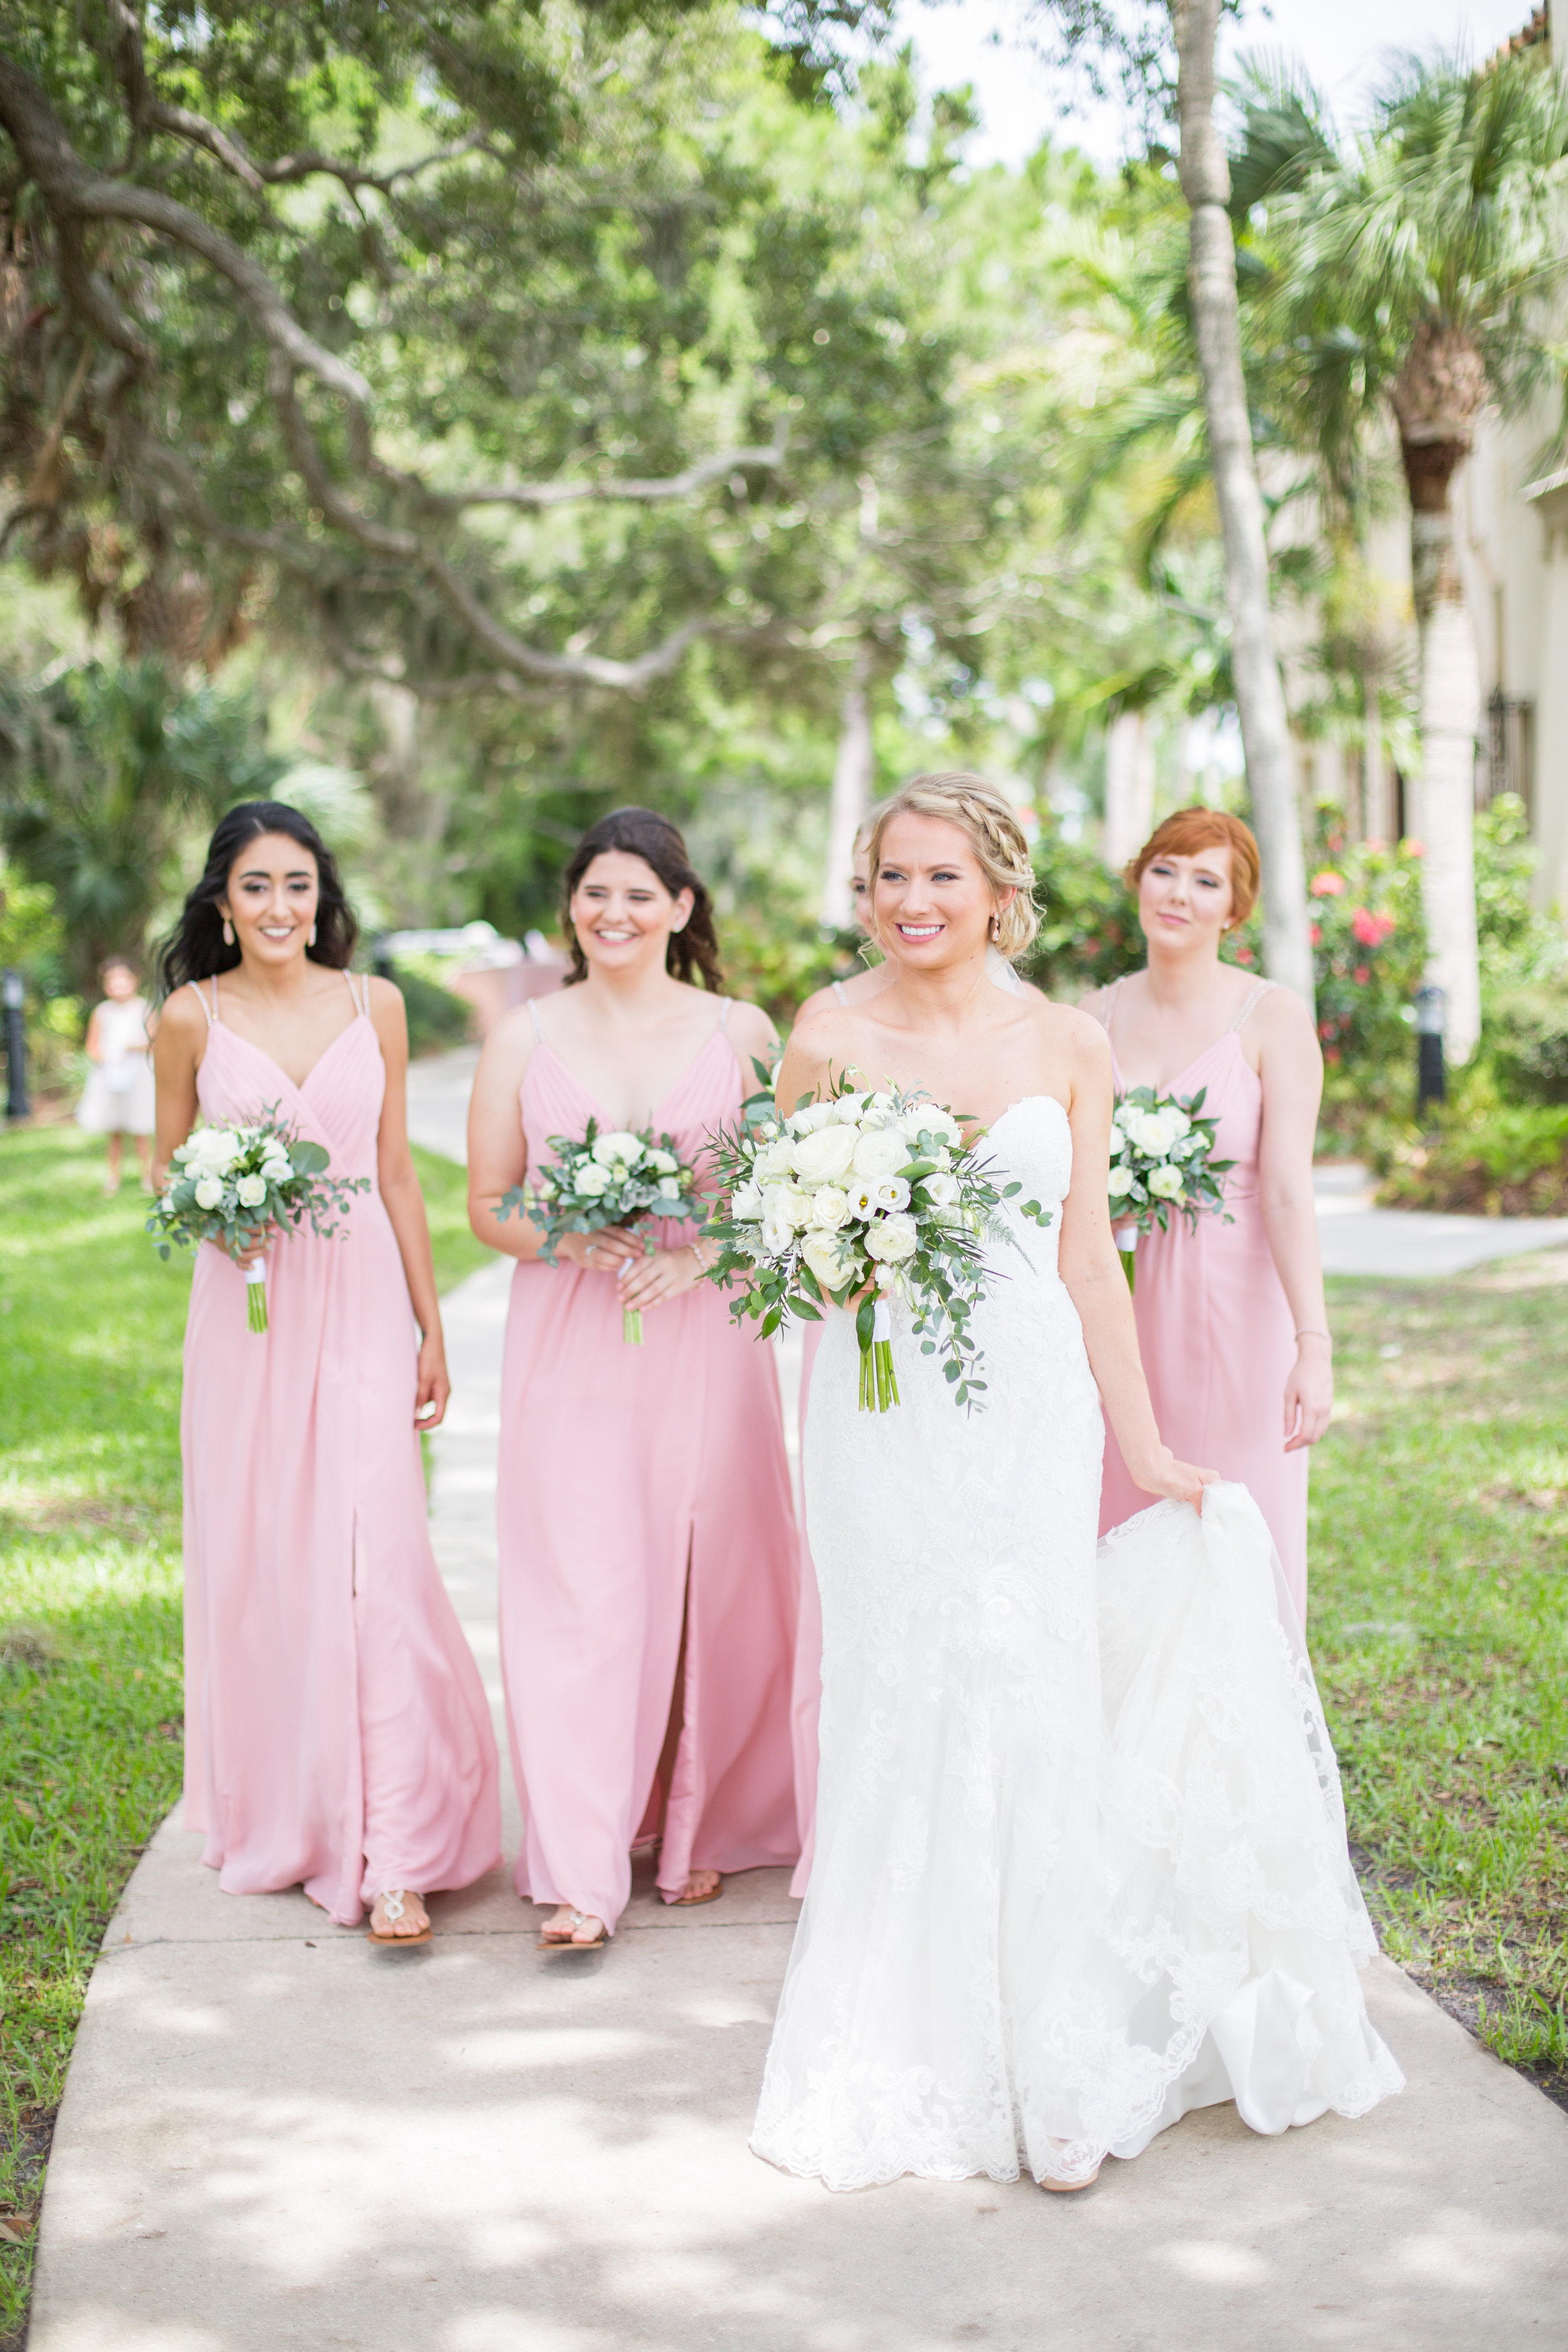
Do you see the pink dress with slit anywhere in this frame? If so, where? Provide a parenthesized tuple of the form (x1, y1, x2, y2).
(1096, 978, 1311, 1619)
(179, 972, 501, 1926)
(496, 999, 800, 1932)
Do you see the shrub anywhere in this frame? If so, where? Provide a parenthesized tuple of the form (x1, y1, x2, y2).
(1025, 827, 1143, 997)
(1377, 1099, 1568, 1215)
(386, 961, 473, 1056)
(1306, 818, 1426, 1088)
(1483, 982, 1568, 1105)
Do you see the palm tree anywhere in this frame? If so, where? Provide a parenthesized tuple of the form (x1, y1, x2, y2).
(1235, 50, 1568, 1062)
(0, 660, 288, 992)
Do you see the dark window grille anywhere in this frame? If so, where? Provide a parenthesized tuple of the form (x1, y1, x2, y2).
(1485, 689, 1534, 815)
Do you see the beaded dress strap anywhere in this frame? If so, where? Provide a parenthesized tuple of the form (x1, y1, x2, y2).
(186, 977, 218, 1026)
(527, 997, 544, 1041)
(718, 997, 733, 1033)
(1230, 979, 1274, 1034)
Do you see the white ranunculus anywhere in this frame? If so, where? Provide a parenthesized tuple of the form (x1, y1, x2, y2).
(865, 1210, 918, 1264)
(779, 1185, 813, 1229)
(193, 1175, 225, 1211)
(906, 1106, 963, 1150)
(799, 1229, 853, 1294)
(657, 1175, 682, 1200)
(828, 1090, 871, 1125)
(191, 1129, 241, 1174)
(592, 1130, 644, 1168)
(259, 1156, 292, 1184)
(647, 1147, 679, 1174)
(755, 1137, 797, 1182)
(236, 1175, 268, 1208)
(1148, 1162, 1185, 1200)
(787, 1100, 836, 1135)
(809, 1184, 849, 1231)
(919, 1170, 960, 1210)
(1106, 1163, 1135, 1199)
(730, 1181, 764, 1222)
(870, 1175, 910, 1213)
(1125, 1110, 1175, 1158)
(790, 1125, 859, 1185)
(852, 1127, 910, 1180)
(573, 1162, 612, 1197)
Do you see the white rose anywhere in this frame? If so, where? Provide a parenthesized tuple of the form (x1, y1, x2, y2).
(573, 1162, 612, 1197)
(193, 1175, 225, 1211)
(729, 1182, 764, 1222)
(657, 1175, 682, 1200)
(852, 1128, 910, 1180)
(906, 1106, 963, 1150)
(260, 1156, 291, 1184)
(647, 1147, 679, 1174)
(800, 1230, 854, 1293)
(808, 1184, 849, 1231)
(787, 1100, 837, 1135)
(193, 1130, 240, 1173)
(1106, 1163, 1135, 1199)
(755, 1138, 797, 1182)
(919, 1170, 960, 1210)
(869, 1175, 910, 1213)
(1126, 1110, 1171, 1157)
(592, 1130, 644, 1168)
(760, 1187, 800, 1256)
(236, 1175, 268, 1208)
(1148, 1163, 1185, 1200)
(789, 1125, 859, 1185)
(829, 1090, 871, 1125)
(865, 1211, 918, 1264)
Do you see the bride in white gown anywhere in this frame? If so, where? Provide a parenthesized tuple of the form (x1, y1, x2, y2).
(753, 773, 1402, 2193)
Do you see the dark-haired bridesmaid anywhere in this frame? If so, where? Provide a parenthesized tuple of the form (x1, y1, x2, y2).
(469, 806, 800, 1947)
(154, 802, 500, 1941)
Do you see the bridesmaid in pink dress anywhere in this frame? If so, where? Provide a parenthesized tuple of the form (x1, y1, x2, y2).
(469, 807, 799, 1947)
(154, 803, 500, 1941)
(1086, 810, 1332, 1620)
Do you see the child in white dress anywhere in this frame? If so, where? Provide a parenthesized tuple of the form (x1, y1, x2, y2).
(77, 956, 155, 1191)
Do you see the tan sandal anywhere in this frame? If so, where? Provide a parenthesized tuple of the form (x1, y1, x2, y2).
(366, 1890, 432, 1946)
(538, 1907, 608, 1951)
(660, 1873, 723, 1908)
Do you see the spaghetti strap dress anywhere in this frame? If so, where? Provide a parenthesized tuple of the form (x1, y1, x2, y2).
(179, 972, 501, 1926)
(1096, 978, 1310, 1617)
(495, 999, 800, 1933)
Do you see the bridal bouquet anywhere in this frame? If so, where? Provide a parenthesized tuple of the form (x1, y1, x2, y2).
(149, 1111, 367, 1333)
(1107, 1087, 1232, 1292)
(704, 1071, 1052, 1412)
(497, 1121, 706, 1342)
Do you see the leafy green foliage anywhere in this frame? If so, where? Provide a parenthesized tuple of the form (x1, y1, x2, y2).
(1306, 818, 1426, 1083)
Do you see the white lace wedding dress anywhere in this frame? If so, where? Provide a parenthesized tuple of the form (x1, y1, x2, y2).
(752, 1096, 1403, 2190)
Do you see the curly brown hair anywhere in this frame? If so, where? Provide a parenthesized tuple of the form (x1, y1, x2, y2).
(559, 807, 724, 992)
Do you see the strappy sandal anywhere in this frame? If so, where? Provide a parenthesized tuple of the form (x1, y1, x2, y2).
(538, 1908, 608, 1951)
(366, 1890, 432, 1947)
(659, 1873, 723, 1908)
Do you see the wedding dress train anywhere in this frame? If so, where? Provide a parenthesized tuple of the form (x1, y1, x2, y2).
(752, 1096, 1402, 2190)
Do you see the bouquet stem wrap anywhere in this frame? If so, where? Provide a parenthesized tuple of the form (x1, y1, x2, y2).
(245, 1261, 269, 1333)
(857, 1296, 901, 1413)
(1114, 1227, 1138, 1293)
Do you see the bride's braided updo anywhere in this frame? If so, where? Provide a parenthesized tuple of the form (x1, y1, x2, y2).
(866, 773, 1040, 961)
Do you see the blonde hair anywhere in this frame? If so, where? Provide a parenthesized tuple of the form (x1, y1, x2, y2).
(851, 798, 894, 865)
(866, 772, 1040, 961)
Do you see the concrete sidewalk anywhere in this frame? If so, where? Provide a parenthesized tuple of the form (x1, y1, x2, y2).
(28, 1258, 1568, 2351)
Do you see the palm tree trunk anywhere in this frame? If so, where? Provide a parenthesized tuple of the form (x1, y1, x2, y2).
(1407, 470, 1482, 1062)
(1103, 709, 1156, 871)
(1172, 0, 1315, 1007)
(820, 648, 874, 930)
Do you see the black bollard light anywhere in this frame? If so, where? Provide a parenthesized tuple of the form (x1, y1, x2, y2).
(1414, 983, 1446, 1119)
(3, 968, 29, 1121)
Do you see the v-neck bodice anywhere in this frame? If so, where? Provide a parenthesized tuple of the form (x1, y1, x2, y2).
(1104, 981, 1269, 1203)
(519, 1015, 742, 1207)
(194, 992, 385, 1182)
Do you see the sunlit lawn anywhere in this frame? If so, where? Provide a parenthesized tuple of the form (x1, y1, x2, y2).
(1313, 1257, 1568, 2101)
(0, 1123, 482, 2346)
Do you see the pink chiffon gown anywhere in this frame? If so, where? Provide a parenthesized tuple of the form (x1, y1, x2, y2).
(1097, 977, 1311, 1619)
(497, 998, 800, 1934)
(179, 972, 501, 1926)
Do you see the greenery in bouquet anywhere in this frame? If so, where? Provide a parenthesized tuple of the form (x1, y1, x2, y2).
(149, 1111, 368, 1332)
(497, 1122, 706, 1342)
(1108, 1088, 1232, 1290)
(703, 1070, 1053, 1412)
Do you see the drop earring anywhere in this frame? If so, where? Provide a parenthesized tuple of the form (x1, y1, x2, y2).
(222, 918, 234, 946)
(308, 923, 317, 946)
(990, 913, 1000, 941)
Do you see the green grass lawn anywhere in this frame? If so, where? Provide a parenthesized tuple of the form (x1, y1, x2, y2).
(0, 1125, 482, 2346)
(1313, 1257, 1568, 2104)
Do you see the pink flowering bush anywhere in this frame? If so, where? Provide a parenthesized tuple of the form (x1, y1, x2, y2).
(1307, 821, 1426, 1110)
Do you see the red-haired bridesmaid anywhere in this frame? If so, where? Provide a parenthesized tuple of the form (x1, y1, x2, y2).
(469, 807, 799, 1947)
(1084, 809, 1332, 1619)
(154, 802, 500, 1942)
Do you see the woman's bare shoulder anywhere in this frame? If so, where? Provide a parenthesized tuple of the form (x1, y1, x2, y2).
(1024, 993, 1109, 1059)
(154, 984, 207, 1043)
(1252, 979, 1318, 1049)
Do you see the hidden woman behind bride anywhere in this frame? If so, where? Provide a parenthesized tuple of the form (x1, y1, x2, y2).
(750, 770, 1402, 2195)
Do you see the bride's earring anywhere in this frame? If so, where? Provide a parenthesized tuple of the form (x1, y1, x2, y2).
(990, 912, 1000, 941)
(221, 917, 234, 946)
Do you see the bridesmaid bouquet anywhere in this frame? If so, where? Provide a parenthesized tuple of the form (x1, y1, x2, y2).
(704, 1069, 1052, 1412)
(1107, 1087, 1232, 1293)
(498, 1121, 707, 1342)
(149, 1111, 368, 1333)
